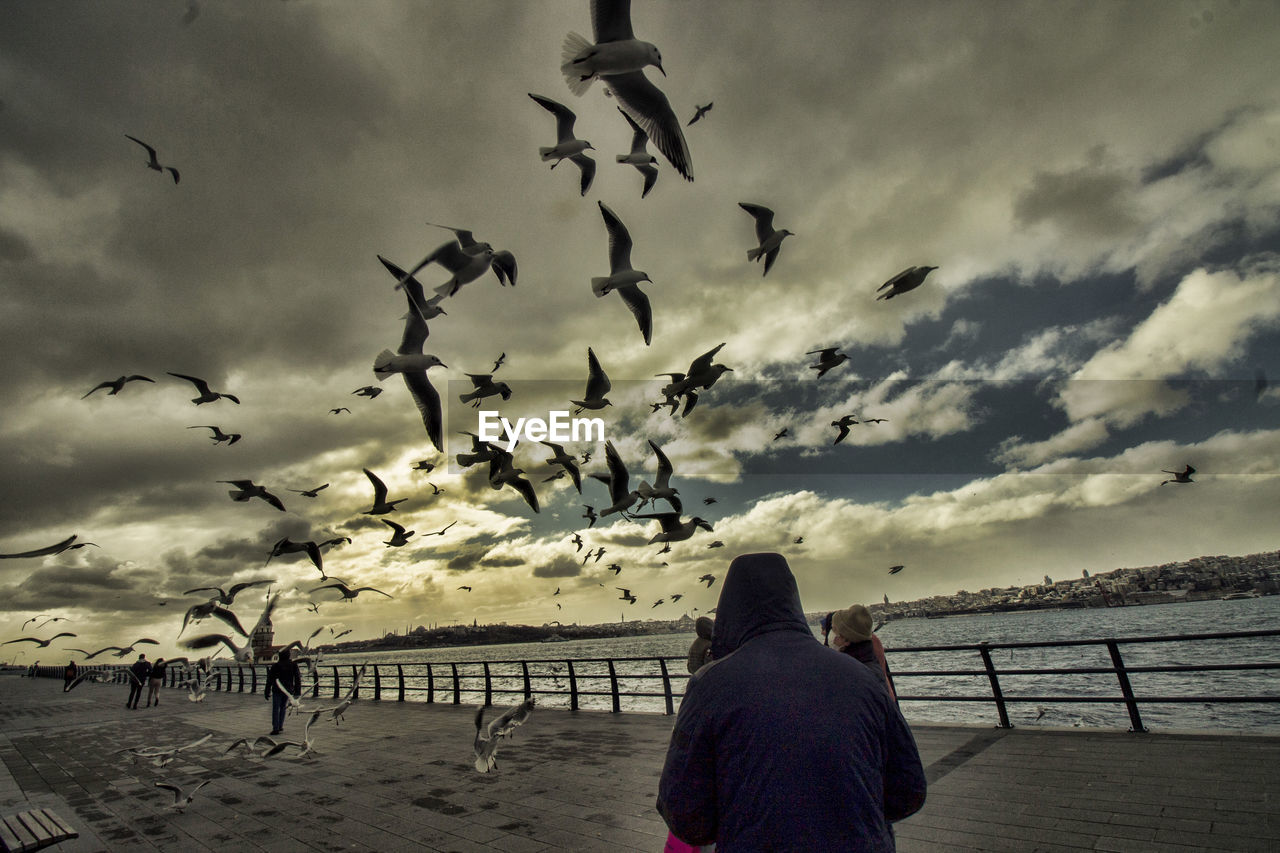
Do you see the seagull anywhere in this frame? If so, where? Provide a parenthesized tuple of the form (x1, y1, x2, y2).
(456, 431, 501, 469)
(473, 698, 536, 773)
(413, 460, 436, 472)
(426, 482, 444, 496)
(317, 535, 350, 549)
(313, 665, 367, 726)
(329, 407, 351, 415)
(698, 574, 716, 587)
(593, 202, 653, 345)
(219, 480, 285, 512)
(542, 442, 583, 493)
(739, 203, 794, 276)
(107, 638, 161, 658)
(793, 536, 804, 544)
(179, 600, 246, 639)
(487, 447, 540, 513)
(457, 585, 472, 592)
(373, 277, 447, 451)
(656, 342, 732, 417)
(362, 468, 407, 514)
(188, 425, 241, 445)
(570, 533, 584, 552)
(422, 222, 518, 290)
(832, 415, 859, 444)
(290, 483, 330, 498)
(553, 587, 561, 596)
(615, 108, 659, 198)
(459, 374, 512, 407)
(377, 255, 449, 319)
(772, 428, 788, 441)
(266, 538, 323, 573)
(1, 633, 76, 649)
(560, 2, 692, 180)
(635, 439, 681, 513)
(381, 519, 415, 547)
(572, 347, 613, 414)
(634, 512, 712, 545)
(398, 239, 497, 301)
(125, 134, 180, 183)
(702, 497, 717, 505)
(582, 548, 596, 565)
(582, 505, 598, 527)
(807, 347, 849, 379)
(155, 779, 211, 811)
(82, 375, 155, 398)
(256, 712, 319, 757)
(655, 543, 671, 555)
(617, 588, 637, 604)
(167, 372, 240, 404)
(687, 102, 713, 126)
(863, 417, 888, 424)
(0, 535, 79, 560)
(876, 265, 938, 301)
(32, 616, 71, 630)
(1160, 464, 1195, 485)
(310, 583, 393, 602)
(352, 385, 384, 398)
(670, 593, 683, 603)
(888, 565, 905, 574)
(606, 563, 622, 574)
(181, 595, 278, 663)
(591, 440, 639, 517)
(426, 520, 457, 537)
(529, 93, 596, 196)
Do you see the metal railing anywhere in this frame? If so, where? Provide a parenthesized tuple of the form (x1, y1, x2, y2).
(21, 628, 1280, 732)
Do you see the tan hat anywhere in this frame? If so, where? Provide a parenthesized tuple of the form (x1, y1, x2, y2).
(831, 604, 873, 643)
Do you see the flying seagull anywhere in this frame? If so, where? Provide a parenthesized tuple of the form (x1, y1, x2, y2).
(82, 375, 155, 398)
(125, 134, 180, 183)
(377, 255, 448, 319)
(559, 0, 692, 180)
(219, 480, 285, 512)
(888, 565, 905, 574)
(0, 535, 79, 560)
(310, 582, 394, 602)
(687, 102, 713, 126)
(615, 108, 659, 198)
(373, 274, 447, 451)
(582, 505, 598, 527)
(486, 447, 540, 514)
(178, 599, 246, 639)
(459, 374, 512, 407)
(591, 440, 639, 517)
(635, 439, 681, 513)
(529, 93, 595, 196)
(877, 265, 938, 301)
(739, 203, 794, 276)
(617, 587, 637, 604)
(289, 483, 329, 498)
(182, 579, 274, 606)
(473, 698, 536, 773)
(698, 574, 716, 587)
(181, 594, 280, 663)
(362, 467, 407, 515)
(167, 372, 240, 405)
(634, 512, 711, 545)
(352, 385, 383, 398)
(2, 633, 76, 648)
(154, 779, 211, 811)
(381, 519, 415, 547)
(188, 425, 241, 445)
(832, 415, 859, 445)
(422, 222, 517, 290)
(593, 202, 653, 345)
(807, 347, 849, 379)
(542, 441, 583, 493)
(572, 347, 613, 414)
(266, 538, 323, 573)
(1160, 464, 1195, 485)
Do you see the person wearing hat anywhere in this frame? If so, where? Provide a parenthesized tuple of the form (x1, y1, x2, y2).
(830, 603, 895, 700)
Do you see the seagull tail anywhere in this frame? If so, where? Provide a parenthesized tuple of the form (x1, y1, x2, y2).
(372, 349, 397, 379)
(590, 277, 615, 297)
(747, 247, 763, 262)
(560, 33, 595, 96)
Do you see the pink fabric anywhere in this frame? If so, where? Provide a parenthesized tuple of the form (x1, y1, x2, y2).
(664, 831, 701, 852)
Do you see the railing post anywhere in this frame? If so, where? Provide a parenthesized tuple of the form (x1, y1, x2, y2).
(250, 665, 258, 694)
(310, 666, 318, 698)
(397, 664, 405, 702)
(237, 665, 245, 693)
(451, 663, 460, 704)
(607, 660, 620, 713)
(483, 662, 492, 707)
(332, 666, 340, 700)
(214, 669, 222, 692)
(1105, 639, 1147, 733)
(373, 665, 381, 701)
(351, 665, 360, 699)
(521, 661, 531, 700)
(427, 664, 435, 704)
(977, 643, 1012, 729)
(658, 658, 674, 716)
(568, 660, 579, 711)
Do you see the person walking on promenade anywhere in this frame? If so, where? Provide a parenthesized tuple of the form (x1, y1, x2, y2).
(126, 654, 150, 709)
(144, 657, 169, 707)
(658, 552, 926, 851)
(264, 648, 301, 736)
(63, 660, 77, 690)
(830, 604, 896, 701)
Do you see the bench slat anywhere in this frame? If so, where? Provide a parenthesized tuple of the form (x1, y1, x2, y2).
(0, 815, 32, 852)
(33, 812, 75, 841)
(14, 812, 53, 844)
(0, 808, 79, 852)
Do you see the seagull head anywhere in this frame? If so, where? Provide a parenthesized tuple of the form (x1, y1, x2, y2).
(645, 44, 666, 76)
(424, 355, 447, 369)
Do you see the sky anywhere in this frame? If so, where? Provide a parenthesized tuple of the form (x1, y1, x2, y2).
(1, 0, 1278, 663)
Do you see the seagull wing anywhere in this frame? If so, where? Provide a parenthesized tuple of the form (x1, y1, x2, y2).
(166, 372, 213, 394)
(124, 134, 159, 165)
(585, 347, 612, 400)
(528, 93, 579, 143)
(382, 519, 406, 536)
(355, 586, 394, 599)
(739, 203, 775, 243)
(225, 579, 273, 603)
(648, 440, 673, 489)
(687, 343, 726, 377)
(363, 468, 389, 505)
(591, 0, 635, 42)
(615, 283, 652, 345)
(491, 250, 517, 287)
(0, 535, 78, 559)
(604, 441, 630, 502)
(609, 72, 692, 181)
(403, 370, 444, 452)
(180, 634, 239, 656)
(208, 605, 248, 637)
(598, 202, 634, 273)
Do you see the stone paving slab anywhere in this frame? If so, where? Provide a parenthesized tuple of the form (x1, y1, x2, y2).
(1, 671, 1276, 851)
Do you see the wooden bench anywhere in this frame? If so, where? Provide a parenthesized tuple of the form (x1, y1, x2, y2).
(0, 809, 78, 852)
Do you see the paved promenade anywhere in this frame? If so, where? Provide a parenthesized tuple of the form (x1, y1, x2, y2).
(1, 671, 1276, 852)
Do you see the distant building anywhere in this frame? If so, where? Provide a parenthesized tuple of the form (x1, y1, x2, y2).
(251, 614, 276, 662)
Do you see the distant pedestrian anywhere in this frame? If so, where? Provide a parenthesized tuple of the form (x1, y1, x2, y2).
(830, 603, 896, 701)
(145, 657, 169, 707)
(264, 648, 301, 735)
(686, 616, 714, 674)
(126, 654, 150, 709)
(658, 552, 926, 850)
(63, 660, 77, 690)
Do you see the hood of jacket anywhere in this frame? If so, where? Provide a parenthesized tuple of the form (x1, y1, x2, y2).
(709, 552, 812, 660)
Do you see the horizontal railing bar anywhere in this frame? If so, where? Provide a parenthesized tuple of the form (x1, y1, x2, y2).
(891, 662, 1280, 677)
(889, 628, 1280, 654)
(899, 695, 1280, 704)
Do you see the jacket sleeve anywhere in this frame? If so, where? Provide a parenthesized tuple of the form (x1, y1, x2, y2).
(655, 676, 718, 846)
(264, 665, 274, 698)
(881, 701, 927, 822)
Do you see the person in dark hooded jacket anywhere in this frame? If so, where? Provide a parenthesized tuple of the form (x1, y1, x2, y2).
(657, 552, 926, 852)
